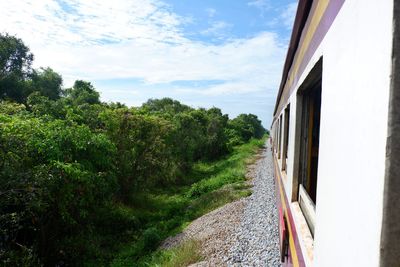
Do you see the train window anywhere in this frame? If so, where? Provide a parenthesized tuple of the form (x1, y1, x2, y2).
(278, 115, 283, 159)
(275, 123, 278, 152)
(276, 119, 279, 156)
(276, 120, 279, 154)
(276, 119, 279, 155)
(297, 81, 321, 236)
(282, 104, 290, 171)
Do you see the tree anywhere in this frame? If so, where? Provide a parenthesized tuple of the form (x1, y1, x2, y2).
(229, 113, 266, 143)
(172, 111, 205, 172)
(204, 107, 230, 159)
(0, 114, 116, 265)
(65, 80, 100, 105)
(31, 67, 63, 100)
(142, 98, 191, 115)
(99, 108, 176, 198)
(0, 33, 34, 102)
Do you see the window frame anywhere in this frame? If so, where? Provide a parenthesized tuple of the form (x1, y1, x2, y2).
(291, 58, 323, 236)
(282, 104, 290, 171)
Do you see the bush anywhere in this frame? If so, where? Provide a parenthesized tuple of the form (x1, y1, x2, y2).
(228, 113, 266, 143)
(0, 114, 116, 265)
(142, 227, 162, 252)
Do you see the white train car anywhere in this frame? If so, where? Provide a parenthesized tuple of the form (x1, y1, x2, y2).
(271, 0, 400, 266)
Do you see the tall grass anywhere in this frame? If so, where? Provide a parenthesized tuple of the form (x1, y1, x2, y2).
(149, 239, 203, 267)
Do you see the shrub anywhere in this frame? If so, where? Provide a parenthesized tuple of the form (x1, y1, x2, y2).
(142, 227, 162, 252)
(0, 114, 116, 265)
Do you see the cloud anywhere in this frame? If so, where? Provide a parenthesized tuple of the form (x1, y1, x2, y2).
(0, 0, 187, 46)
(205, 8, 217, 18)
(247, 0, 271, 14)
(280, 2, 298, 29)
(201, 21, 232, 38)
(0, 0, 286, 100)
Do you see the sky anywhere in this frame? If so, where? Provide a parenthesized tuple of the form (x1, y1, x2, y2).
(0, 0, 297, 127)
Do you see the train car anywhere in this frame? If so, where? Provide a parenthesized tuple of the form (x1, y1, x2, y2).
(270, 0, 400, 266)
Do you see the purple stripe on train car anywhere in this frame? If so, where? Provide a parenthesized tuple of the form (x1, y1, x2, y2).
(293, 0, 346, 95)
(275, 0, 346, 117)
(283, 181, 306, 267)
(286, 0, 319, 85)
(274, 158, 306, 267)
(273, 0, 313, 118)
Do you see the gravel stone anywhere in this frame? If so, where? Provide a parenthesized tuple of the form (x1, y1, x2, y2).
(227, 141, 280, 267)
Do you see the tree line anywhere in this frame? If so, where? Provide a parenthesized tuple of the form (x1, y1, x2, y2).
(0, 33, 266, 265)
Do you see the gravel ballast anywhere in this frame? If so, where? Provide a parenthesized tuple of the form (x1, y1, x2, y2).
(226, 141, 280, 266)
(161, 141, 281, 266)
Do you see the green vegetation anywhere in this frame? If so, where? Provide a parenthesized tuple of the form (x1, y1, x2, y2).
(113, 138, 264, 267)
(149, 239, 204, 267)
(0, 33, 267, 266)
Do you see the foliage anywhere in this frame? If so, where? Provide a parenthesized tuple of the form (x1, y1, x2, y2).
(0, 33, 267, 266)
(142, 227, 162, 252)
(228, 113, 266, 144)
(30, 67, 63, 100)
(0, 100, 26, 115)
(134, 137, 265, 267)
(64, 80, 100, 105)
(0, 33, 34, 102)
(99, 108, 177, 199)
(0, 114, 116, 265)
(142, 98, 191, 115)
(149, 239, 203, 267)
(187, 138, 265, 198)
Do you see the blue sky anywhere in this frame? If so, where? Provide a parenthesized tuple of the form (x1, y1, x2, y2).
(0, 0, 297, 126)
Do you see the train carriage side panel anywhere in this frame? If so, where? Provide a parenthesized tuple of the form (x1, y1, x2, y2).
(272, 0, 395, 266)
(313, 1, 393, 266)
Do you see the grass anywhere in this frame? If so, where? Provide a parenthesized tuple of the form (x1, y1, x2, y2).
(148, 239, 203, 267)
(98, 137, 266, 267)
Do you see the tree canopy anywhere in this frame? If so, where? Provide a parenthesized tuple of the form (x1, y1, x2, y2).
(0, 33, 34, 102)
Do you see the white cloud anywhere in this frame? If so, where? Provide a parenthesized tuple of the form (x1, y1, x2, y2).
(0, 0, 286, 98)
(247, 0, 271, 13)
(205, 8, 217, 18)
(281, 2, 298, 29)
(201, 21, 232, 38)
